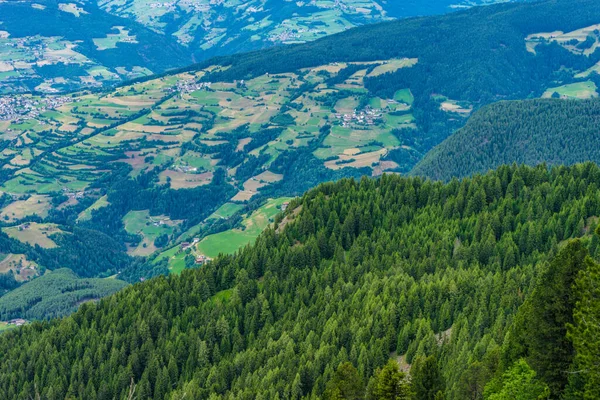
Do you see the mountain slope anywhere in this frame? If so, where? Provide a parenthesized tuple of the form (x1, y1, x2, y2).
(195, 0, 600, 101)
(0, 268, 127, 320)
(0, 163, 599, 398)
(411, 98, 600, 181)
(1, 0, 600, 285)
(0, 0, 190, 93)
(0, 0, 519, 94)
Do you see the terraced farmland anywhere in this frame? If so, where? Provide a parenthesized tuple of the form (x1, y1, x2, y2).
(0, 57, 436, 275)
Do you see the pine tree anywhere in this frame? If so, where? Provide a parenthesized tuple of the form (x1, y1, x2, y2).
(411, 355, 445, 400)
(324, 362, 364, 400)
(484, 359, 550, 400)
(503, 240, 588, 396)
(366, 359, 411, 400)
(567, 236, 600, 398)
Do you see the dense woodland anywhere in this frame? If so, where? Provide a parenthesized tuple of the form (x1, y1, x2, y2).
(1, 164, 600, 399)
(0, 269, 127, 320)
(411, 98, 600, 181)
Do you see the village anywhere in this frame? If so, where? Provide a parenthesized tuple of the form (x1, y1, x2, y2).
(149, 0, 230, 13)
(0, 95, 73, 122)
(170, 164, 199, 173)
(335, 106, 384, 127)
(175, 79, 212, 94)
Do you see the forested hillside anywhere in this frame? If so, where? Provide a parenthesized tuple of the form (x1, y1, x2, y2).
(411, 98, 600, 180)
(0, 0, 519, 94)
(1, 163, 600, 399)
(95, 0, 517, 60)
(0, 268, 127, 320)
(2, 0, 600, 324)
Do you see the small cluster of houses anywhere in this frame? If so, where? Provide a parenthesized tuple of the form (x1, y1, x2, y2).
(175, 80, 212, 94)
(195, 254, 209, 265)
(270, 29, 304, 43)
(179, 238, 212, 265)
(150, 218, 166, 227)
(149, 2, 177, 11)
(7, 318, 27, 327)
(63, 188, 85, 200)
(335, 107, 383, 127)
(179, 237, 200, 251)
(0, 95, 73, 122)
(171, 164, 198, 173)
(150, 0, 227, 12)
(18, 223, 31, 231)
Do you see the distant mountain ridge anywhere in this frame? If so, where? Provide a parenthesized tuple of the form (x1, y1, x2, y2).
(0, 0, 191, 93)
(0, 0, 520, 94)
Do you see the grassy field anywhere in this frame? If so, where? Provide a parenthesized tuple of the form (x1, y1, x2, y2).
(0, 195, 51, 222)
(394, 89, 414, 104)
(543, 81, 598, 99)
(77, 195, 109, 221)
(3, 223, 63, 249)
(123, 210, 180, 256)
(154, 245, 186, 274)
(196, 197, 291, 258)
(209, 202, 244, 220)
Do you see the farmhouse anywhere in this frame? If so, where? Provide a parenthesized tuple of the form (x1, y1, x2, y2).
(195, 255, 211, 265)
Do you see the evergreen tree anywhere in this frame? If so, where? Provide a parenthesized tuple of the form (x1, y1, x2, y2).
(484, 359, 550, 400)
(411, 355, 445, 400)
(366, 360, 411, 400)
(324, 362, 365, 400)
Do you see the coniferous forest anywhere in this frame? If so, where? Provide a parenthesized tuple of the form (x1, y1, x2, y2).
(412, 98, 600, 181)
(1, 164, 600, 399)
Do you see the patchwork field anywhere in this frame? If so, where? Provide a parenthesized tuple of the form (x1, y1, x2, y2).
(1, 57, 420, 207)
(527, 24, 600, 56)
